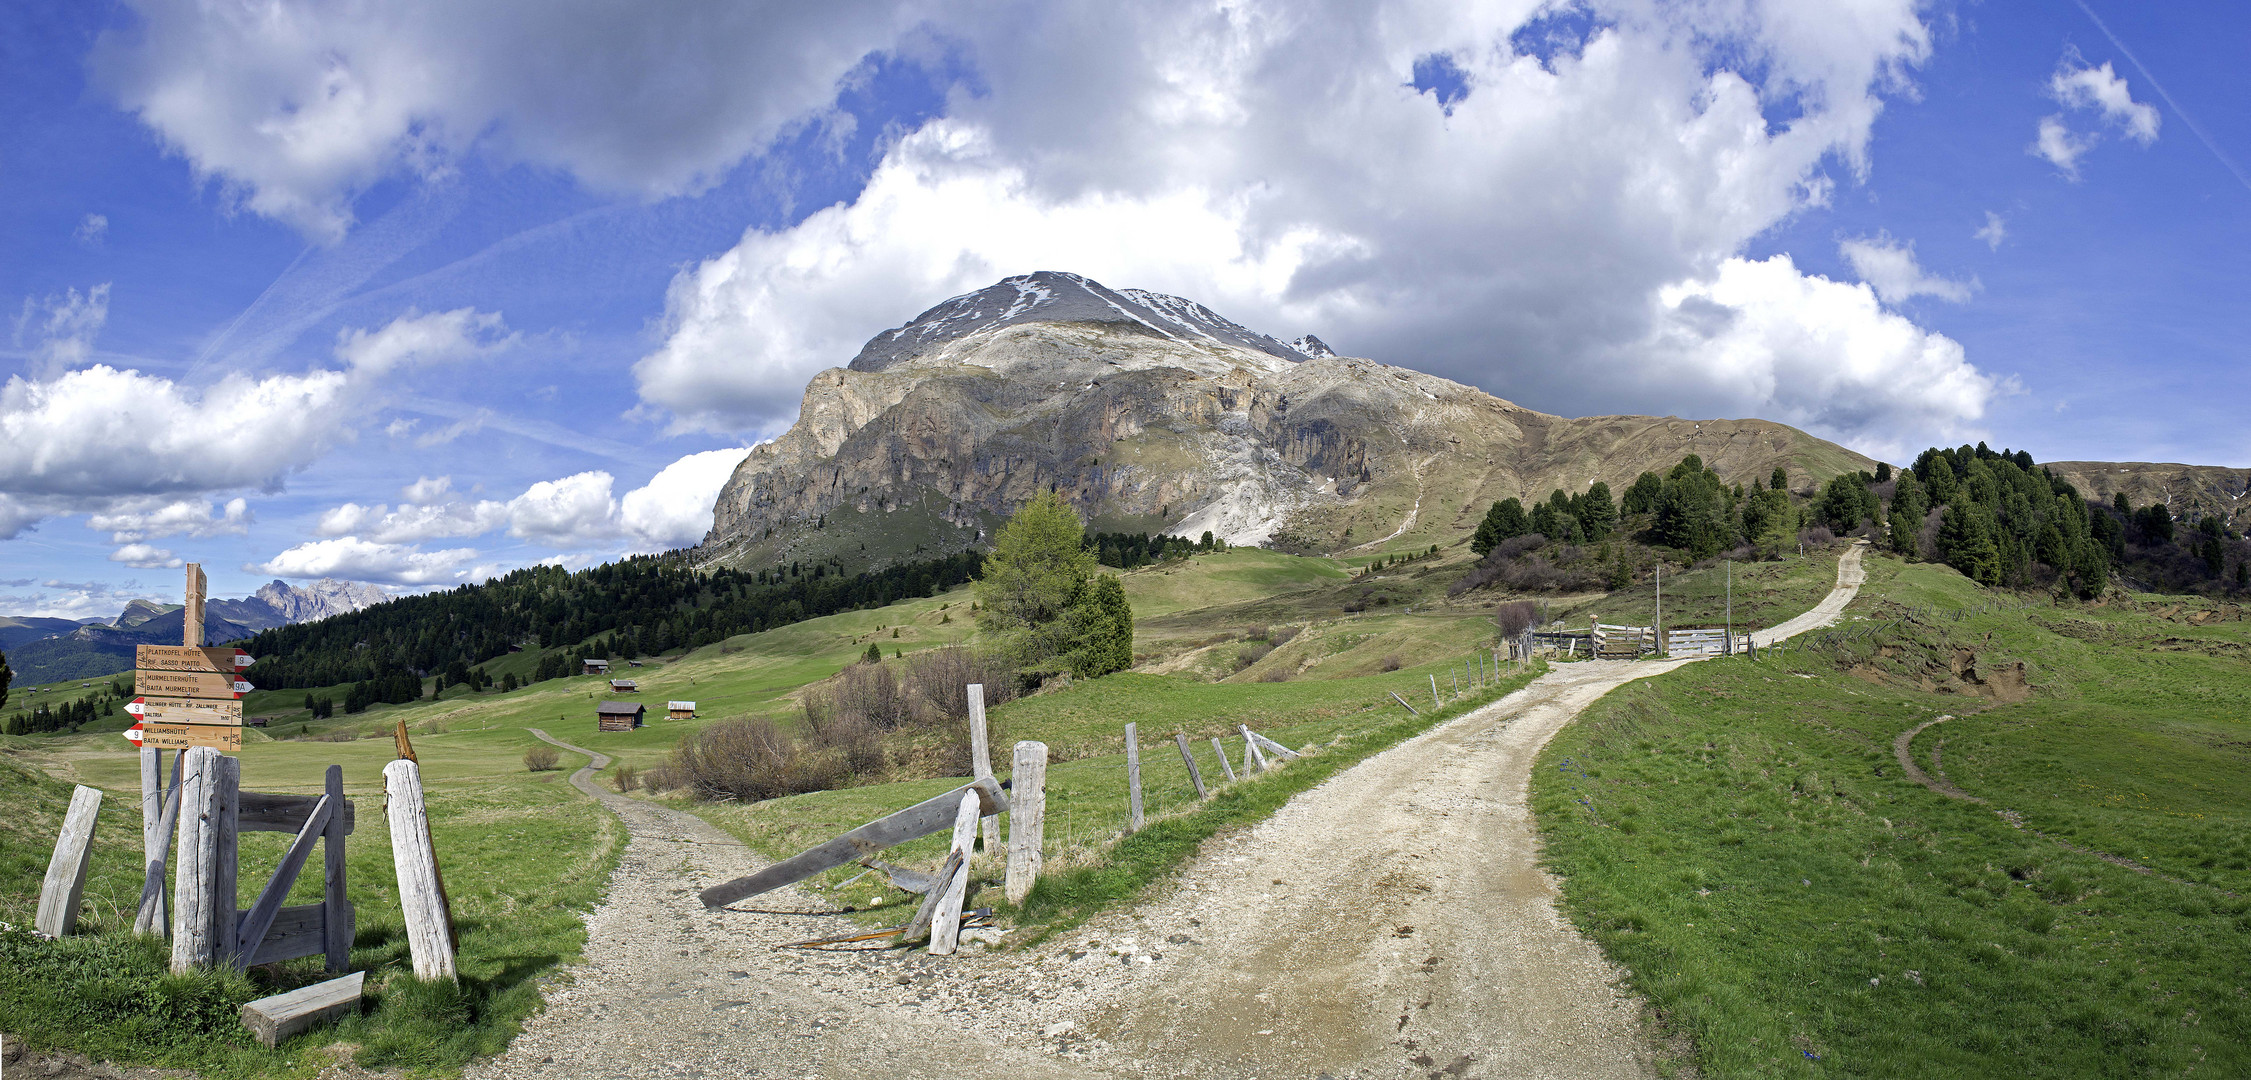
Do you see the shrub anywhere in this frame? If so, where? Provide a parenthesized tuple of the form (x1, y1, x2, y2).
(1379, 654, 1403, 672)
(1495, 600, 1540, 639)
(668, 717, 847, 802)
(898, 645, 1019, 722)
(611, 764, 638, 792)
(1235, 642, 1276, 670)
(523, 745, 560, 772)
(1259, 668, 1290, 682)
(1242, 624, 1270, 641)
(1269, 625, 1301, 647)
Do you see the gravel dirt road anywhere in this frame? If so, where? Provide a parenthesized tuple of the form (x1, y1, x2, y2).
(470, 549, 1866, 1079)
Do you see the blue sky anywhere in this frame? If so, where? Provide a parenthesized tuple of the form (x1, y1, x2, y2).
(2, 0, 2245, 618)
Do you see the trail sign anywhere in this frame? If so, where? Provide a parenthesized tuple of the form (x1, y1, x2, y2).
(124, 722, 144, 746)
(136, 645, 254, 673)
(129, 696, 244, 724)
(135, 669, 252, 699)
(183, 564, 207, 647)
(139, 722, 241, 752)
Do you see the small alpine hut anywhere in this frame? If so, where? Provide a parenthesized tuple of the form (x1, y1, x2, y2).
(595, 701, 645, 732)
(667, 700, 696, 720)
(583, 658, 610, 675)
(609, 678, 639, 694)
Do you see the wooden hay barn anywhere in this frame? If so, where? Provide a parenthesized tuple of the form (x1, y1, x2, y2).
(609, 678, 638, 693)
(667, 701, 696, 720)
(595, 701, 645, 732)
(583, 658, 610, 675)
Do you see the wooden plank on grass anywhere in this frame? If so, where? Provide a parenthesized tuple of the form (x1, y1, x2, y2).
(1005, 741, 1047, 905)
(384, 759, 457, 982)
(1175, 733, 1207, 798)
(1125, 722, 1144, 833)
(240, 971, 363, 1048)
(698, 778, 1008, 909)
(929, 791, 981, 956)
(35, 785, 103, 938)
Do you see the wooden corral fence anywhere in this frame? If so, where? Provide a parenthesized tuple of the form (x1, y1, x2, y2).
(1591, 623, 1656, 658)
(1663, 627, 1756, 658)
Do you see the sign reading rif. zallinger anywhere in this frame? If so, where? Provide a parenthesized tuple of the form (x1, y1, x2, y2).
(129, 695, 244, 725)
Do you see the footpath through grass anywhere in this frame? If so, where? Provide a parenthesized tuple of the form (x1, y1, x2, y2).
(1533, 555, 2251, 1077)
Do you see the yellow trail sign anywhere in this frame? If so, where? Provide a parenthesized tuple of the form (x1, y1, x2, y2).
(140, 722, 241, 752)
(136, 645, 254, 674)
(135, 669, 251, 699)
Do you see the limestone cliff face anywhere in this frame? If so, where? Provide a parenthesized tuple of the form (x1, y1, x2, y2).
(693, 272, 1874, 572)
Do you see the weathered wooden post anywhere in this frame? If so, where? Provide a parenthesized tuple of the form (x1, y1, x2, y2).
(1240, 725, 1268, 771)
(171, 747, 239, 972)
(929, 790, 980, 955)
(1430, 674, 1440, 709)
(1175, 733, 1208, 798)
(322, 765, 352, 971)
(134, 754, 184, 935)
(1125, 722, 1144, 832)
(966, 683, 1000, 854)
(1211, 737, 1238, 782)
(1004, 741, 1047, 904)
(138, 748, 167, 933)
(35, 785, 104, 938)
(384, 758, 457, 981)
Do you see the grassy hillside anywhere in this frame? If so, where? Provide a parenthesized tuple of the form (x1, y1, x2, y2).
(1534, 553, 2251, 1076)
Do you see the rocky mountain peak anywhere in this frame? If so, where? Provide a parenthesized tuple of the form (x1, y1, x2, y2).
(847, 270, 1316, 373)
(253, 578, 392, 622)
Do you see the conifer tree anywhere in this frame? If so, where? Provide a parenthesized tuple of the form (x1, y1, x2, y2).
(1577, 482, 1617, 540)
(1888, 470, 1927, 558)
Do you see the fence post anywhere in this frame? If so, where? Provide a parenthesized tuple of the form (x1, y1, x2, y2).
(135, 754, 184, 936)
(929, 790, 980, 955)
(1241, 725, 1270, 771)
(1004, 741, 1047, 905)
(138, 748, 167, 935)
(322, 764, 353, 972)
(383, 759, 457, 982)
(1211, 737, 1238, 782)
(1175, 733, 1208, 798)
(35, 785, 104, 938)
(1124, 722, 1144, 832)
(966, 684, 1000, 854)
(1430, 674, 1440, 709)
(170, 747, 225, 972)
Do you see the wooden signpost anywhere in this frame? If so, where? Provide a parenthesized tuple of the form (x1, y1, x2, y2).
(128, 566, 252, 753)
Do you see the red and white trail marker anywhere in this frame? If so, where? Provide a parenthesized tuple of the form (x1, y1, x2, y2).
(126, 698, 145, 717)
(123, 722, 145, 746)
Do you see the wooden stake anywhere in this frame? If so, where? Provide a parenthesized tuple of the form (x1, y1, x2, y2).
(1211, 737, 1238, 782)
(214, 755, 239, 964)
(383, 759, 457, 981)
(182, 563, 206, 647)
(1125, 722, 1144, 832)
(1430, 674, 1440, 709)
(929, 790, 980, 955)
(1175, 733, 1207, 798)
(322, 765, 352, 972)
(967, 683, 1000, 853)
(1004, 741, 1047, 904)
(35, 785, 104, 938)
(1389, 691, 1419, 716)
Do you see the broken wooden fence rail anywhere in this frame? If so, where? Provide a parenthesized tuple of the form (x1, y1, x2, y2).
(1005, 741, 1047, 905)
(904, 849, 964, 941)
(1211, 737, 1238, 783)
(1239, 725, 1269, 771)
(1124, 722, 1145, 833)
(1389, 691, 1419, 716)
(1174, 732, 1208, 799)
(928, 790, 981, 956)
(35, 784, 104, 938)
(1244, 729, 1301, 761)
(384, 758, 457, 982)
(699, 778, 1007, 909)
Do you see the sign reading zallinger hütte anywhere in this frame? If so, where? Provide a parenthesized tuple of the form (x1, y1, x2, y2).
(131, 563, 255, 753)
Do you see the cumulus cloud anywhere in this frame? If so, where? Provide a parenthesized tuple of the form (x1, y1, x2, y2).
(253, 537, 487, 587)
(618, 448, 753, 547)
(90, 0, 929, 241)
(1838, 234, 1975, 304)
(315, 499, 510, 544)
(2034, 56, 2159, 177)
(0, 307, 506, 535)
(14, 284, 111, 371)
(109, 542, 183, 569)
(632, 0, 1989, 451)
(87, 497, 253, 543)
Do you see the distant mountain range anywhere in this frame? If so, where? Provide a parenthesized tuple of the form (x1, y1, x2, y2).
(0, 578, 391, 685)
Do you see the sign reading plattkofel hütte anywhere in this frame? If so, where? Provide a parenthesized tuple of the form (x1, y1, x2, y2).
(129, 564, 253, 752)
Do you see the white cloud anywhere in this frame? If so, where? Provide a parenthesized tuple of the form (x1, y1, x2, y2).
(504, 472, 621, 547)
(2050, 58, 2159, 144)
(2034, 56, 2160, 178)
(1838, 234, 1975, 304)
(314, 499, 510, 544)
(618, 447, 751, 548)
(0, 307, 505, 536)
(631, 1, 1989, 451)
(109, 542, 183, 569)
(1638, 254, 2007, 460)
(74, 214, 109, 246)
(13, 284, 111, 372)
(87, 497, 253, 543)
(90, 0, 929, 241)
(401, 476, 453, 503)
(1974, 211, 2006, 251)
(253, 537, 485, 586)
